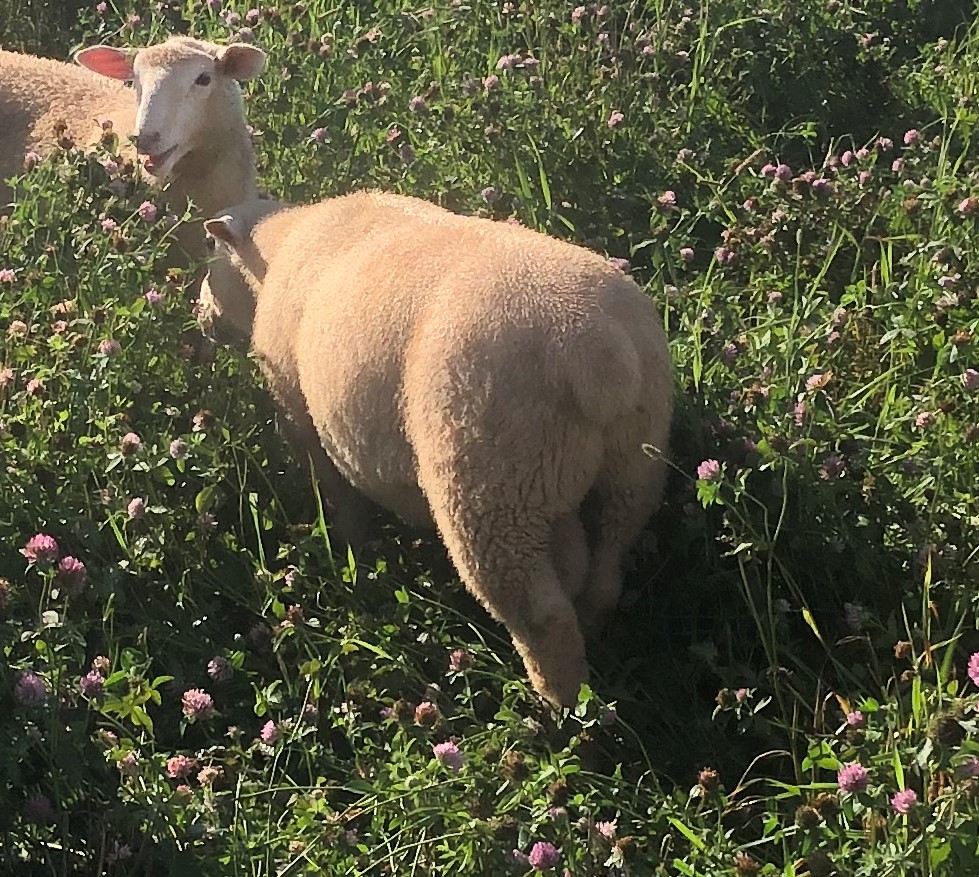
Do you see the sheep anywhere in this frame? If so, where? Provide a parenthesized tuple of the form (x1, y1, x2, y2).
(198, 192, 674, 707)
(0, 36, 266, 258)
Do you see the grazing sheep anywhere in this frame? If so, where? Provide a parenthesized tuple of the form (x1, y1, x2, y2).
(199, 192, 674, 707)
(0, 36, 265, 257)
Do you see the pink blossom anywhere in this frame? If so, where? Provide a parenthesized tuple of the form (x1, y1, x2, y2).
(837, 762, 869, 793)
(891, 788, 917, 813)
(903, 128, 921, 146)
(527, 841, 561, 870)
(595, 820, 617, 840)
(79, 671, 104, 697)
(433, 740, 465, 773)
(120, 432, 142, 455)
(207, 656, 232, 681)
(182, 688, 214, 721)
(967, 651, 979, 687)
(137, 201, 158, 222)
(696, 459, 722, 482)
(958, 197, 978, 215)
(14, 670, 49, 706)
(448, 648, 471, 672)
(144, 288, 164, 306)
(127, 497, 145, 519)
(118, 752, 139, 776)
(22, 533, 59, 564)
(0, 268, 15, 283)
(606, 110, 625, 129)
(98, 338, 121, 356)
(56, 556, 87, 592)
(714, 246, 735, 265)
(260, 720, 278, 743)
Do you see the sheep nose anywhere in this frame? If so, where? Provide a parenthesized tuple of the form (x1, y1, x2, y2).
(131, 131, 161, 153)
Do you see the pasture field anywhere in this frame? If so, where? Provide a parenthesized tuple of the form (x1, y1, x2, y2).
(3, 0, 979, 873)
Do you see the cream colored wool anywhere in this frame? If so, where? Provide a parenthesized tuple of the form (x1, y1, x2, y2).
(0, 36, 265, 258)
(200, 192, 674, 707)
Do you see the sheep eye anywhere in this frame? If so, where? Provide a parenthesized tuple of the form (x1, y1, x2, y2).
(195, 73, 211, 86)
(205, 235, 217, 252)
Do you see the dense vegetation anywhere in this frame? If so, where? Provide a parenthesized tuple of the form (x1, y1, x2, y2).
(3, 0, 979, 873)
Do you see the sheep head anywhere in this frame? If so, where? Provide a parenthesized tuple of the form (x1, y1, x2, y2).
(75, 37, 266, 183)
(199, 199, 285, 343)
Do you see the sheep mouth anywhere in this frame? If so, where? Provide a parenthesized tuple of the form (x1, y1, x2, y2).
(141, 145, 178, 177)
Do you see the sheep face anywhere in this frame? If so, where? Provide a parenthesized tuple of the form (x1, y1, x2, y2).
(198, 213, 259, 343)
(75, 38, 265, 182)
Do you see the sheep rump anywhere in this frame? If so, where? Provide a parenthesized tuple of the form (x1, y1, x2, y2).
(200, 191, 674, 707)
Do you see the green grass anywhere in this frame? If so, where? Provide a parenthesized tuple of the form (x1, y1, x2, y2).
(3, 0, 979, 874)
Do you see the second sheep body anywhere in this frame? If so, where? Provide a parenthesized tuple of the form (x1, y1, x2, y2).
(200, 192, 674, 706)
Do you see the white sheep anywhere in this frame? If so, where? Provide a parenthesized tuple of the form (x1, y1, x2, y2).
(0, 36, 266, 257)
(199, 192, 674, 707)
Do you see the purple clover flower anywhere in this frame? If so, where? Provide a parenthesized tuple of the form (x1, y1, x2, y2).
(14, 670, 49, 706)
(22, 533, 59, 565)
(56, 556, 87, 592)
(167, 754, 196, 779)
(527, 841, 561, 870)
(207, 656, 232, 682)
(182, 688, 214, 721)
(79, 671, 104, 698)
(891, 788, 917, 813)
(448, 648, 471, 672)
(837, 762, 869, 793)
(967, 651, 979, 687)
(433, 740, 464, 773)
(697, 459, 722, 482)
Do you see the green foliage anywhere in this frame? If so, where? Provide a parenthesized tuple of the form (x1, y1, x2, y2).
(5, 0, 979, 874)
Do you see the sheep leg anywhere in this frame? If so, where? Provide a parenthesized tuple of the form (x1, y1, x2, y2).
(551, 512, 589, 602)
(277, 407, 373, 552)
(576, 450, 668, 635)
(430, 497, 589, 707)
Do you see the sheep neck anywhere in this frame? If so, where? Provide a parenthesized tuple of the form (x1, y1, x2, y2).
(168, 126, 257, 218)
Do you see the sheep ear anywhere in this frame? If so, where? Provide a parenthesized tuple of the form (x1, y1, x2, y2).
(215, 44, 266, 81)
(204, 216, 241, 250)
(75, 45, 137, 80)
